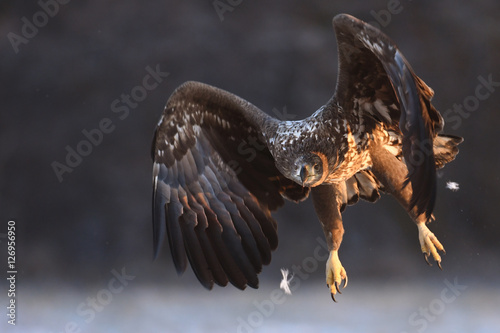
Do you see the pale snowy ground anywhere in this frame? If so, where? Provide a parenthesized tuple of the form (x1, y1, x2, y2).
(2, 279, 499, 333)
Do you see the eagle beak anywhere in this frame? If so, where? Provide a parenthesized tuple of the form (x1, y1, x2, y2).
(300, 164, 313, 186)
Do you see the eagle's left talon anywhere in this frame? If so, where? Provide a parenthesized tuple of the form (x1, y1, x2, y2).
(342, 274, 348, 288)
(326, 250, 347, 301)
(417, 222, 445, 268)
(423, 252, 431, 266)
(335, 281, 342, 294)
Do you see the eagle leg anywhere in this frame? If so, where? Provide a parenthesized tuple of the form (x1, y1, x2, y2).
(311, 184, 348, 301)
(369, 144, 446, 268)
(326, 250, 348, 302)
(417, 222, 445, 270)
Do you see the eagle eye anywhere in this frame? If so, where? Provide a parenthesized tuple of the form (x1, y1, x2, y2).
(313, 164, 321, 172)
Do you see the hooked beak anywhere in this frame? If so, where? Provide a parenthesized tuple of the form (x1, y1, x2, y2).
(299, 164, 314, 187)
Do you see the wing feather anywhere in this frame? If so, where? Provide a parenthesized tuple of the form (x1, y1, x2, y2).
(152, 81, 308, 290)
(197, 173, 248, 289)
(166, 187, 187, 273)
(332, 14, 442, 219)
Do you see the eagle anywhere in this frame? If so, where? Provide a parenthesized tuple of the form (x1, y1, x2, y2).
(151, 14, 462, 301)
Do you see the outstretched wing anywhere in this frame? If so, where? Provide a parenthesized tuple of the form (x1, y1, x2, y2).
(331, 14, 443, 219)
(152, 81, 309, 290)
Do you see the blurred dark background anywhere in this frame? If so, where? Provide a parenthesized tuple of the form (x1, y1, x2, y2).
(1, 0, 499, 332)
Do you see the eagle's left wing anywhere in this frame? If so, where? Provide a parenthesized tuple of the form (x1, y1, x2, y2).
(331, 14, 443, 219)
(152, 81, 309, 290)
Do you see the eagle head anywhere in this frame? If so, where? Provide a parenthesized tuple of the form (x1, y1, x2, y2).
(270, 119, 338, 188)
(293, 151, 329, 187)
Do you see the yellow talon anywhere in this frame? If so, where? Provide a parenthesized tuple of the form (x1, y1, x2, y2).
(417, 222, 445, 268)
(325, 250, 348, 301)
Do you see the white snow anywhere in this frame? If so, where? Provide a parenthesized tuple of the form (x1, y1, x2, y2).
(4, 279, 499, 333)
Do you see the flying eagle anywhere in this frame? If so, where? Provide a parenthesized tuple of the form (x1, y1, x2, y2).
(151, 14, 462, 301)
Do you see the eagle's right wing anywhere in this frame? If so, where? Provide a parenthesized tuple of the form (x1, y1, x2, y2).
(151, 81, 309, 290)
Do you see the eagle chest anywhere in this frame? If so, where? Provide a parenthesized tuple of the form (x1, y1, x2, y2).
(325, 130, 372, 183)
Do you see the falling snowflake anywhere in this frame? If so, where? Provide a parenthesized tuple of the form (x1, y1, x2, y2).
(446, 181, 460, 191)
(279, 268, 293, 295)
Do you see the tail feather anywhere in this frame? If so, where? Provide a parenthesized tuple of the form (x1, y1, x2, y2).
(433, 134, 463, 169)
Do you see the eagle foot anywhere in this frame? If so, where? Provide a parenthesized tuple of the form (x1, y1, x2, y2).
(326, 250, 348, 302)
(417, 222, 445, 270)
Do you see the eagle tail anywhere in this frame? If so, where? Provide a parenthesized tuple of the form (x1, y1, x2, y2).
(433, 134, 463, 169)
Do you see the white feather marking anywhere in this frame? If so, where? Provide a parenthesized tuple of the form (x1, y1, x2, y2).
(193, 125, 202, 135)
(311, 106, 324, 117)
(156, 117, 164, 127)
(383, 144, 399, 156)
(374, 99, 391, 122)
(279, 268, 293, 295)
(152, 162, 160, 185)
(360, 34, 384, 55)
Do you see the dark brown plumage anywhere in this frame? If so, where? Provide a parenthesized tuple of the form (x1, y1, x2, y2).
(151, 14, 462, 299)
